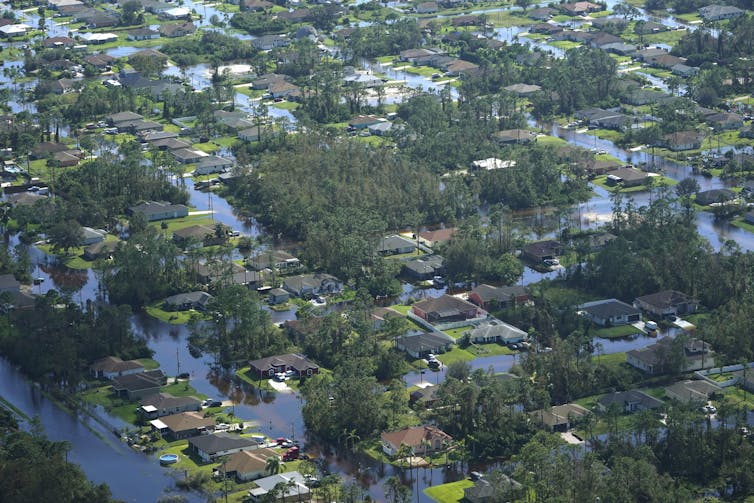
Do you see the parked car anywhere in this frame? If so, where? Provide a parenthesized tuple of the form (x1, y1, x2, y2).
(470, 471, 484, 481)
(543, 258, 560, 267)
(702, 404, 717, 414)
(215, 423, 230, 431)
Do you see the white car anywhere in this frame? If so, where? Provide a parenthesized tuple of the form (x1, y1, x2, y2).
(215, 423, 230, 431)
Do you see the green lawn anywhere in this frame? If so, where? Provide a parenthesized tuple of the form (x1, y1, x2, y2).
(437, 346, 475, 364)
(592, 174, 677, 193)
(145, 301, 203, 325)
(150, 214, 215, 234)
(535, 135, 569, 147)
(425, 479, 475, 503)
(390, 304, 412, 315)
(593, 324, 642, 339)
(722, 387, 754, 411)
(549, 40, 582, 50)
(36, 233, 120, 270)
(443, 326, 473, 340)
(594, 351, 627, 370)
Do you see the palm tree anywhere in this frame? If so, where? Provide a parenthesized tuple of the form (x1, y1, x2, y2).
(265, 455, 285, 475)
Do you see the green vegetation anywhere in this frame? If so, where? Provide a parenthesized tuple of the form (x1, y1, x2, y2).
(424, 479, 475, 503)
(594, 324, 642, 339)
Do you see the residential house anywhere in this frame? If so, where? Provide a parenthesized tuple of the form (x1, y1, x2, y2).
(418, 228, 456, 247)
(90, 356, 144, 379)
(396, 332, 454, 358)
(221, 447, 280, 481)
(494, 129, 537, 145)
(129, 201, 189, 222)
(464, 477, 522, 503)
(189, 261, 260, 287)
(527, 7, 557, 20)
(80, 227, 106, 245)
(706, 112, 743, 130)
(248, 353, 319, 378)
(606, 167, 649, 187)
(137, 392, 202, 419)
(238, 127, 261, 142)
(172, 225, 220, 247)
(578, 299, 641, 326)
(268, 81, 301, 100)
(530, 22, 563, 35)
(150, 411, 215, 440)
(247, 250, 300, 272)
(409, 385, 441, 408)
(369, 306, 402, 330)
(160, 22, 196, 38)
(596, 390, 663, 413)
(80, 32, 118, 44)
(348, 115, 386, 130)
(403, 255, 444, 281)
(111, 370, 166, 400)
(467, 284, 529, 310)
(521, 240, 562, 264)
(276, 8, 312, 22)
(699, 4, 743, 21)
(443, 59, 480, 77)
(503, 83, 541, 97)
(588, 32, 623, 49)
(343, 72, 383, 88)
(415, 1, 438, 13)
(633, 290, 698, 318)
(467, 319, 527, 344)
(188, 433, 260, 462)
(252, 34, 290, 51)
(84, 53, 115, 70)
(627, 337, 713, 374)
(0, 24, 32, 37)
(172, 148, 209, 164)
(106, 111, 143, 126)
(247, 472, 309, 503)
(695, 188, 736, 206)
(671, 63, 699, 77)
(241, 0, 274, 11)
(250, 73, 289, 90)
(31, 141, 69, 159)
(377, 234, 417, 255)
(601, 42, 638, 55)
(283, 273, 343, 298)
(560, 1, 601, 14)
(43, 36, 77, 48)
(195, 156, 234, 175)
(267, 288, 290, 305)
(380, 425, 452, 456)
(411, 295, 483, 324)
(660, 130, 704, 151)
(53, 150, 81, 166)
(664, 380, 721, 404)
(163, 291, 213, 311)
(127, 28, 160, 40)
(530, 403, 590, 432)
(399, 48, 437, 62)
(160, 6, 191, 19)
(745, 210, 754, 225)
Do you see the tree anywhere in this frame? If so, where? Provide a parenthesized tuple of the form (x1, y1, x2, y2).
(675, 177, 700, 220)
(48, 220, 84, 255)
(265, 455, 284, 475)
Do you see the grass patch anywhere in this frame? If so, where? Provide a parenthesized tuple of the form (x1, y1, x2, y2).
(271, 100, 299, 111)
(443, 326, 473, 340)
(549, 40, 582, 50)
(145, 301, 203, 325)
(437, 346, 475, 364)
(425, 479, 475, 503)
(192, 142, 220, 154)
(390, 304, 412, 315)
(591, 174, 677, 193)
(468, 343, 515, 357)
(403, 65, 437, 78)
(36, 233, 120, 270)
(586, 128, 625, 144)
(722, 387, 754, 411)
(535, 134, 570, 147)
(150, 214, 215, 234)
(80, 385, 140, 425)
(594, 351, 626, 369)
(593, 324, 642, 339)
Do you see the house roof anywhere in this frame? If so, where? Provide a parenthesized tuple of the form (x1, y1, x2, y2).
(403, 255, 444, 276)
(377, 234, 416, 253)
(173, 225, 215, 240)
(578, 299, 640, 319)
(155, 411, 215, 432)
(283, 273, 339, 292)
(635, 290, 695, 310)
(470, 284, 527, 303)
(164, 291, 213, 308)
(664, 380, 720, 402)
(188, 432, 257, 454)
(91, 356, 144, 374)
(695, 189, 736, 205)
(223, 447, 279, 475)
(247, 250, 298, 270)
(111, 370, 165, 392)
(140, 392, 201, 410)
(413, 295, 479, 317)
(397, 332, 454, 353)
(418, 228, 456, 244)
(609, 167, 648, 182)
(468, 320, 527, 341)
(530, 403, 589, 427)
(503, 83, 541, 95)
(250, 472, 309, 499)
(249, 353, 318, 373)
(381, 425, 452, 449)
(522, 240, 561, 258)
(130, 201, 188, 217)
(597, 390, 663, 410)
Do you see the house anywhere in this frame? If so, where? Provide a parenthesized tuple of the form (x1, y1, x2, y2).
(111, 370, 166, 400)
(377, 235, 416, 255)
(471, 158, 516, 171)
(467, 319, 527, 344)
(31, 141, 70, 159)
(83, 240, 119, 261)
(560, 1, 601, 15)
(0, 24, 32, 37)
(150, 138, 192, 151)
(238, 127, 262, 142)
(699, 4, 743, 21)
(129, 201, 189, 222)
(137, 392, 202, 419)
(411, 295, 483, 324)
(188, 433, 259, 462)
(409, 385, 441, 408)
(150, 411, 215, 440)
(127, 28, 160, 41)
(671, 63, 699, 78)
(247, 472, 309, 503)
(160, 22, 196, 38)
(161, 6, 191, 19)
(596, 390, 663, 413)
(661, 131, 704, 151)
(90, 356, 144, 379)
(0, 274, 20, 294)
(418, 228, 456, 247)
(80, 32, 118, 44)
(444, 59, 480, 77)
(380, 425, 452, 456)
(633, 290, 698, 318)
(252, 34, 290, 51)
(268, 81, 301, 100)
(527, 7, 557, 20)
(251, 73, 289, 90)
(52, 150, 81, 167)
(248, 353, 319, 379)
(403, 255, 444, 280)
(163, 291, 213, 311)
(247, 250, 300, 271)
(106, 111, 143, 125)
(172, 225, 221, 247)
(695, 188, 736, 206)
(396, 332, 454, 358)
(43, 36, 76, 48)
(195, 156, 234, 175)
(627, 337, 712, 374)
(706, 112, 744, 130)
(190, 261, 260, 287)
(241, 0, 274, 11)
(503, 83, 541, 97)
(494, 129, 537, 145)
(464, 476, 522, 503)
(529, 403, 590, 432)
(172, 148, 209, 164)
(84, 53, 115, 70)
(664, 380, 720, 404)
(283, 273, 343, 298)
(267, 288, 290, 305)
(221, 447, 280, 481)
(578, 299, 641, 326)
(50, 78, 78, 95)
(348, 115, 386, 130)
(467, 284, 529, 310)
(521, 240, 561, 263)
(745, 211, 754, 225)
(605, 167, 649, 187)
(415, 1, 438, 13)
(399, 48, 437, 62)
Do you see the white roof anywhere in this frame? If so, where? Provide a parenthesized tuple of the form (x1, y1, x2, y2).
(81, 32, 118, 42)
(150, 419, 168, 429)
(472, 157, 516, 170)
(141, 405, 158, 413)
(0, 24, 31, 34)
(165, 7, 191, 16)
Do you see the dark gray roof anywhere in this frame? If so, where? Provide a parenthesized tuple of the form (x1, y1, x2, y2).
(695, 189, 736, 205)
(164, 291, 213, 308)
(470, 284, 527, 302)
(249, 353, 318, 373)
(188, 432, 257, 454)
(141, 392, 201, 409)
(578, 299, 640, 319)
(635, 290, 694, 310)
(397, 332, 454, 353)
(597, 390, 663, 410)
